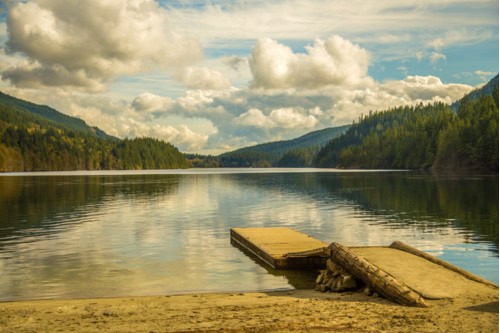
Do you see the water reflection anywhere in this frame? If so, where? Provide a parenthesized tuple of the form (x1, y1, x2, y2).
(0, 170, 497, 301)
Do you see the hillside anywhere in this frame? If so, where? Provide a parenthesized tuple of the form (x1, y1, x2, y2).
(451, 74, 499, 111)
(315, 75, 499, 171)
(218, 125, 350, 167)
(0, 92, 189, 172)
(0, 92, 114, 140)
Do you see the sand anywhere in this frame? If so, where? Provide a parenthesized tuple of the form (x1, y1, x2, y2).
(0, 287, 497, 333)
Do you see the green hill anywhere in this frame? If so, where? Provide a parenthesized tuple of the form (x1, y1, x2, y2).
(219, 125, 350, 167)
(0, 92, 115, 140)
(315, 75, 499, 171)
(451, 74, 499, 112)
(0, 92, 189, 172)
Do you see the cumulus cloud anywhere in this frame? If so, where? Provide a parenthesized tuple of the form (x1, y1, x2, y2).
(234, 108, 272, 128)
(234, 107, 319, 129)
(132, 92, 173, 113)
(3, 0, 202, 91)
(1, 31, 478, 154)
(249, 36, 371, 89)
(175, 66, 231, 90)
(381, 76, 471, 102)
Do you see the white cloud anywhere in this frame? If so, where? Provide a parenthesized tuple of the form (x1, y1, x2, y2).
(426, 29, 493, 50)
(234, 107, 319, 129)
(474, 70, 497, 76)
(430, 52, 446, 64)
(249, 36, 371, 89)
(175, 66, 231, 90)
(131, 92, 173, 113)
(381, 75, 472, 102)
(169, 0, 497, 47)
(136, 123, 208, 152)
(233, 108, 272, 128)
(269, 108, 319, 129)
(413, 51, 447, 65)
(1, 31, 479, 154)
(474, 70, 497, 82)
(3, 0, 202, 91)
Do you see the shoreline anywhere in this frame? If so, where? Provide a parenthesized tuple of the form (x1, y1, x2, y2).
(1, 289, 497, 332)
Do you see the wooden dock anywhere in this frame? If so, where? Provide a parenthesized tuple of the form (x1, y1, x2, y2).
(230, 227, 328, 269)
(231, 227, 498, 307)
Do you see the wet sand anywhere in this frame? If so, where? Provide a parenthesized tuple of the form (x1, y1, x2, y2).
(0, 288, 497, 332)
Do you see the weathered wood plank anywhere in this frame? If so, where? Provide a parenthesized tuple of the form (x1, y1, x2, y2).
(330, 242, 429, 307)
(389, 241, 498, 288)
(230, 227, 328, 269)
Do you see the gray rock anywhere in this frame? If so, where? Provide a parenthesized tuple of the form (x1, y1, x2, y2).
(363, 286, 374, 296)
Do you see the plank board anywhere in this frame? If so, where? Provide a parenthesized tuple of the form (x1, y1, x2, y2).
(351, 246, 496, 299)
(230, 227, 328, 269)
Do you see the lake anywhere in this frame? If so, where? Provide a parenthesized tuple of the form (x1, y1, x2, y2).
(0, 169, 498, 301)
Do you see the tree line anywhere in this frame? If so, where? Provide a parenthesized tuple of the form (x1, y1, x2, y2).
(0, 99, 188, 172)
(315, 80, 498, 171)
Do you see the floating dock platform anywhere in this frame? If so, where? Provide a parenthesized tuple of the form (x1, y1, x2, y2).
(230, 227, 329, 269)
(231, 227, 497, 307)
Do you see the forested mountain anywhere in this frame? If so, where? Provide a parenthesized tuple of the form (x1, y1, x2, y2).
(0, 92, 114, 139)
(219, 125, 350, 167)
(0, 92, 189, 172)
(451, 75, 499, 112)
(315, 75, 499, 171)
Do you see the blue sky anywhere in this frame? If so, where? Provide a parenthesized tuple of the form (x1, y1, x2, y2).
(0, 0, 497, 153)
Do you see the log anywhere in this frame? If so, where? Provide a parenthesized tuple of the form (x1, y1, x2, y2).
(389, 241, 498, 288)
(329, 242, 428, 307)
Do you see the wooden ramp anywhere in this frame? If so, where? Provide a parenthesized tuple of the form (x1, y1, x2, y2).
(330, 241, 498, 307)
(350, 246, 493, 300)
(230, 227, 328, 269)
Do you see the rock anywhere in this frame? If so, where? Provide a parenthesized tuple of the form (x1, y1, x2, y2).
(341, 276, 357, 289)
(316, 273, 324, 285)
(316, 259, 359, 293)
(325, 278, 335, 290)
(363, 286, 373, 296)
(330, 279, 341, 292)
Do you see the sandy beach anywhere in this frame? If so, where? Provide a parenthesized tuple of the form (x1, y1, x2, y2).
(0, 287, 497, 333)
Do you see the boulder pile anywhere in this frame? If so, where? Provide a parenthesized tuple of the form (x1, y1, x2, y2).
(315, 258, 382, 298)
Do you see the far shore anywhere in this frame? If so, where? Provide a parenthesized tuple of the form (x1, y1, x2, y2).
(1, 288, 497, 332)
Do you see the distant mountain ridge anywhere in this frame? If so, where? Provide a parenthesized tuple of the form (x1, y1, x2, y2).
(451, 75, 499, 111)
(219, 125, 350, 167)
(315, 74, 498, 171)
(0, 92, 115, 140)
(0, 91, 188, 171)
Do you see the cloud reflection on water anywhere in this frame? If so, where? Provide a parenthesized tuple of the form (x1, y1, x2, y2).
(0, 170, 497, 301)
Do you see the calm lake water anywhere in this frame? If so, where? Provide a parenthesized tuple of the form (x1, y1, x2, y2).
(0, 169, 498, 301)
